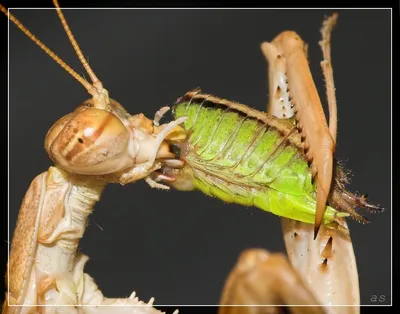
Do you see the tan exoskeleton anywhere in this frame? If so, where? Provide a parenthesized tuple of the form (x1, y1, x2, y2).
(217, 14, 360, 314)
(2, 3, 372, 314)
(2, 1, 187, 313)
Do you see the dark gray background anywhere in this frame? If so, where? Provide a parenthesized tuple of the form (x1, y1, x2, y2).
(8, 8, 391, 306)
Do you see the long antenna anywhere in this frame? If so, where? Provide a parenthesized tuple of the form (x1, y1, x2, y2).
(52, 0, 102, 90)
(0, 4, 95, 94)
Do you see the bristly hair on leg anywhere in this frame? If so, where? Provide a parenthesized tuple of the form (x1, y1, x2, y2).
(328, 162, 385, 224)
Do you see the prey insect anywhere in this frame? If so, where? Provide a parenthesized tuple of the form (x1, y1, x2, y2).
(161, 15, 383, 236)
(162, 89, 382, 230)
(2, 1, 187, 313)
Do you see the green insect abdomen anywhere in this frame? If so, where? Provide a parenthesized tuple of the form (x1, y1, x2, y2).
(171, 90, 349, 226)
(176, 100, 313, 193)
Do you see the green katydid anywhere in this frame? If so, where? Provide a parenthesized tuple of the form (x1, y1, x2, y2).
(160, 90, 382, 231)
(159, 15, 384, 237)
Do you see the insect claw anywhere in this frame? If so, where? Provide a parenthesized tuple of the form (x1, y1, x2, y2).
(163, 159, 185, 168)
(321, 236, 333, 258)
(156, 173, 176, 182)
(320, 257, 328, 271)
(154, 106, 170, 126)
(148, 116, 188, 166)
(314, 170, 332, 240)
(145, 176, 170, 190)
(314, 223, 321, 240)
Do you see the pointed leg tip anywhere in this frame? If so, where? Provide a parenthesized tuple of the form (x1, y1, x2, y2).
(314, 224, 321, 240)
(314, 212, 323, 239)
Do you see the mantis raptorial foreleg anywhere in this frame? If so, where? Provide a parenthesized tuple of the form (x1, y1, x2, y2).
(261, 23, 338, 238)
(218, 13, 360, 314)
(279, 15, 360, 314)
(281, 219, 360, 314)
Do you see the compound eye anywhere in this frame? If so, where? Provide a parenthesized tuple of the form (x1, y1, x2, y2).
(46, 108, 131, 174)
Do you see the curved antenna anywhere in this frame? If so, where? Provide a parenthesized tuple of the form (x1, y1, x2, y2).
(52, 0, 103, 90)
(0, 4, 96, 95)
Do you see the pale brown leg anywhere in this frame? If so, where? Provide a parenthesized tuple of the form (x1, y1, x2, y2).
(257, 13, 359, 314)
(261, 20, 338, 237)
(319, 13, 339, 144)
(281, 218, 360, 314)
(218, 249, 326, 314)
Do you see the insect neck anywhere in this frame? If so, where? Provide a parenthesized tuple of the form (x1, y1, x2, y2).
(34, 166, 107, 284)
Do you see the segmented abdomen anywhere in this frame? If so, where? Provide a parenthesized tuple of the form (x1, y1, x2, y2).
(173, 92, 315, 201)
(169, 90, 378, 225)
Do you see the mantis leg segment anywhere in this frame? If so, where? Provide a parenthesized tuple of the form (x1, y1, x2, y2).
(218, 249, 326, 314)
(113, 163, 162, 185)
(261, 43, 294, 119)
(261, 16, 339, 238)
(145, 117, 188, 170)
(281, 219, 360, 314)
(145, 176, 171, 190)
(319, 13, 339, 144)
(154, 106, 171, 127)
(255, 13, 360, 313)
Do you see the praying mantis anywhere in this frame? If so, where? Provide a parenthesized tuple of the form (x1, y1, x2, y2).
(3, 3, 390, 314)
